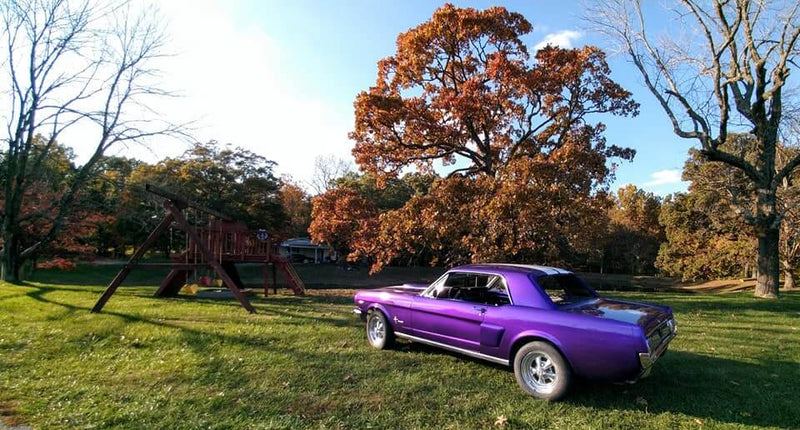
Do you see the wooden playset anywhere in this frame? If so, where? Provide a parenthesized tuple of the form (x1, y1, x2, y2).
(91, 184, 305, 314)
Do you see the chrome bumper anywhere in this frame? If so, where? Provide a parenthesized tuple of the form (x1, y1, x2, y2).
(637, 327, 677, 379)
(353, 308, 366, 320)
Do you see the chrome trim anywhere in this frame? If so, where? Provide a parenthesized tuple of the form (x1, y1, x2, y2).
(395, 332, 509, 366)
(636, 328, 676, 380)
(420, 273, 449, 297)
(491, 263, 572, 275)
(352, 308, 363, 315)
(638, 352, 653, 369)
(646, 317, 678, 354)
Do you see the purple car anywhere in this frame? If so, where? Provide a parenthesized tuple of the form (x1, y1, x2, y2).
(353, 264, 677, 400)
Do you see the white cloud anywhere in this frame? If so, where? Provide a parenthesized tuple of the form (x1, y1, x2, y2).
(157, 0, 353, 183)
(642, 169, 683, 187)
(534, 30, 582, 50)
(55, 0, 353, 185)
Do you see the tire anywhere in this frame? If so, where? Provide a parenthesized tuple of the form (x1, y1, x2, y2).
(365, 310, 394, 349)
(513, 341, 572, 401)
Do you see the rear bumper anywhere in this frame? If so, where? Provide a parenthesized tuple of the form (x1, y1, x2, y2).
(635, 330, 676, 380)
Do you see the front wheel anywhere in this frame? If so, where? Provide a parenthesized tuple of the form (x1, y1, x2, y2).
(513, 341, 571, 401)
(365, 310, 394, 349)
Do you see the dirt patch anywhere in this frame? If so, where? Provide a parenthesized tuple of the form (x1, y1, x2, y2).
(0, 402, 30, 430)
(306, 289, 357, 299)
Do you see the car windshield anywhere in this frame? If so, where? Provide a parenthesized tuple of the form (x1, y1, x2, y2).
(534, 274, 596, 306)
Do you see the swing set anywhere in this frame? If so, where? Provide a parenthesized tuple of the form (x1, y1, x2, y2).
(91, 184, 306, 314)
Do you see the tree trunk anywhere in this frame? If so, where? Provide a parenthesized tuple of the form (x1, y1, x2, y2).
(0, 232, 22, 283)
(784, 269, 796, 290)
(755, 228, 780, 298)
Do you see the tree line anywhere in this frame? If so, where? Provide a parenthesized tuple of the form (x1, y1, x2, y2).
(309, 2, 800, 299)
(0, 139, 306, 274)
(3, 2, 798, 298)
(5, 134, 797, 290)
(309, 151, 799, 289)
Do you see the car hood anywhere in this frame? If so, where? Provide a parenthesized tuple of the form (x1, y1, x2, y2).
(368, 283, 427, 296)
(560, 297, 671, 334)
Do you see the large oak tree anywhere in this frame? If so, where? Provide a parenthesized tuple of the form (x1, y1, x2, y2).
(335, 4, 639, 272)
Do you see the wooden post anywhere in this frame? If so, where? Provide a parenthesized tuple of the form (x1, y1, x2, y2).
(155, 268, 193, 297)
(167, 201, 256, 313)
(272, 263, 277, 294)
(92, 212, 175, 313)
(263, 263, 269, 297)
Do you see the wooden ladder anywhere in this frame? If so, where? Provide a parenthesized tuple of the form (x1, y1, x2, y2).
(276, 260, 306, 295)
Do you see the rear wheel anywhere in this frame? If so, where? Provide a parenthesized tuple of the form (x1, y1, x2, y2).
(513, 341, 571, 401)
(366, 310, 394, 349)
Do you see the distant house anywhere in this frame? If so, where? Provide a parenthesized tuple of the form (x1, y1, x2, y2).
(279, 238, 336, 263)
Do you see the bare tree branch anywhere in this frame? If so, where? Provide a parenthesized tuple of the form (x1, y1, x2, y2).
(0, 0, 183, 278)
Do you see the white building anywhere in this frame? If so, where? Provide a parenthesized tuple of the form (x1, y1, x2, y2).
(279, 238, 336, 263)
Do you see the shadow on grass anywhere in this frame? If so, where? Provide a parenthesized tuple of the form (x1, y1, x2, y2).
(395, 340, 799, 428)
(568, 350, 800, 428)
(612, 290, 800, 314)
(17, 284, 800, 428)
(20, 284, 357, 330)
(27, 265, 171, 286)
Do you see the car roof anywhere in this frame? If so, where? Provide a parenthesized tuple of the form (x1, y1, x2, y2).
(448, 263, 572, 277)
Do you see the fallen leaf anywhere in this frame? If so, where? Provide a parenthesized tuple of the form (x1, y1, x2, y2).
(693, 418, 703, 425)
(635, 397, 648, 407)
(494, 415, 507, 427)
(730, 380, 739, 386)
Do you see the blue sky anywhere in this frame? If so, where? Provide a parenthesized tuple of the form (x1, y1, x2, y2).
(100, 0, 694, 195)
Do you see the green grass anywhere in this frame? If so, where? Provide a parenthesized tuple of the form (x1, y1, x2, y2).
(27, 262, 445, 288)
(1, 273, 799, 429)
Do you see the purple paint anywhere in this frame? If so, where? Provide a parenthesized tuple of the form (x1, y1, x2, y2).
(354, 264, 677, 398)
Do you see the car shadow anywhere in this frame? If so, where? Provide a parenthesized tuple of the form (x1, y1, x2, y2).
(566, 350, 799, 428)
(394, 339, 798, 428)
(395, 340, 512, 371)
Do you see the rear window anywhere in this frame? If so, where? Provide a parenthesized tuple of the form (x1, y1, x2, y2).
(534, 274, 595, 305)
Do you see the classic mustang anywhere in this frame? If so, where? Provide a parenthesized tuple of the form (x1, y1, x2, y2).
(353, 264, 677, 400)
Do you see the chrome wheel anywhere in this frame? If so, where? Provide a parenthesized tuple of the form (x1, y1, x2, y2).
(367, 313, 385, 345)
(520, 351, 558, 394)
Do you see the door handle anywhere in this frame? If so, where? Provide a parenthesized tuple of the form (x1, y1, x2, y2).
(473, 306, 487, 315)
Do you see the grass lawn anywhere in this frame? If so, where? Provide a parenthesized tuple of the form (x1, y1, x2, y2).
(1, 270, 799, 429)
(26, 262, 447, 289)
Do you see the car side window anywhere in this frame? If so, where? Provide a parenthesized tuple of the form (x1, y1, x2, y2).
(486, 277, 512, 305)
(425, 272, 510, 305)
(425, 273, 465, 299)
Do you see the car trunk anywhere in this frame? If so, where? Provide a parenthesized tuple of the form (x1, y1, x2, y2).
(560, 297, 671, 335)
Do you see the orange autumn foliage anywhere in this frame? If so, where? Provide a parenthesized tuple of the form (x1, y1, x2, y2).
(309, 188, 378, 259)
(314, 4, 638, 272)
(350, 4, 637, 182)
